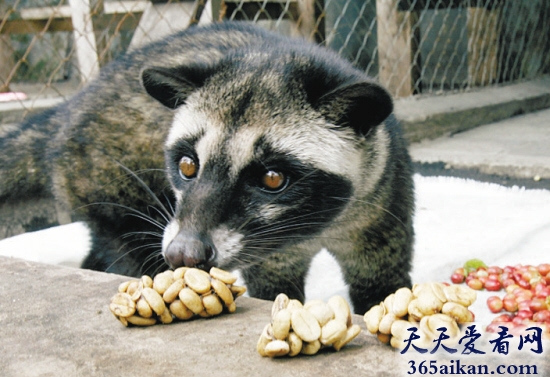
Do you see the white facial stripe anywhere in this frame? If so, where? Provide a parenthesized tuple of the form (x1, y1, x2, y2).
(194, 126, 225, 176)
(265, 121, 362, 180)
(257, 203, 287, 222)
(227, 127, 264, 178)
(369, 127, 390, 182)
(350, 126, 389, 199)
(210, 226, 244, 266)
(166, 105, 227, 181)
(165, 105, 208, 149)
(162, 219, 180, 255)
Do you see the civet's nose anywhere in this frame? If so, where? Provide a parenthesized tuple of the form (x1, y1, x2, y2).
(164, 230, 215, 271)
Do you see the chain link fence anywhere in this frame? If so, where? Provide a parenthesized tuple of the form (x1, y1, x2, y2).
(1, 0, 549, 122)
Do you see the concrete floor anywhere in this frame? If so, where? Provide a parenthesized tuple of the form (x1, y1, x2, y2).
(410, 108, 550, 181)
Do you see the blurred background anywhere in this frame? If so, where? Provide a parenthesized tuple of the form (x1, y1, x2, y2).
(0, 0, 549, 122)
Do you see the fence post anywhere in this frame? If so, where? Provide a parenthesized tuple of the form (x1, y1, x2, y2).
(296, 0, 325, 44)
(68, 0, 101, 84)
(0, 36, 14, 93)
(129, 0, 209, 50)
(466, 1, 501, 87)
(376, 0, 420, 98)
(0, 2, 14, 92)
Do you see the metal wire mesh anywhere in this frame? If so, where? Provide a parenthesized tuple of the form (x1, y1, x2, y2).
(0, 0, 549, 122)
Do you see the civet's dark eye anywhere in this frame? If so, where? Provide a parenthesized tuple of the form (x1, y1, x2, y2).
(261, 170, 287, 192)
(179, 156, 198, 180)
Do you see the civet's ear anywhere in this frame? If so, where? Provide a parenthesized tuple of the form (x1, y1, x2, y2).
(140, 64, 214, 109)
(314, 81, 394, 135)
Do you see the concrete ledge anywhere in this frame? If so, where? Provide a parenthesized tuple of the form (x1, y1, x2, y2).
(409, 108, 550, 179)
(396, 76, 550, 142)
(0, 256, 397, 376)
(1, 256, 548, 376)
(0, 97, 65, 125)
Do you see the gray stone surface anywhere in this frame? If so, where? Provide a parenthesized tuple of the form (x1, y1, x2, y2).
(409, 108, 550, 179)
(0, 257, 396, 377)
(0, 97, 65, 125)
(395, 76, 550, 142)
(1, 256, 548, 377)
